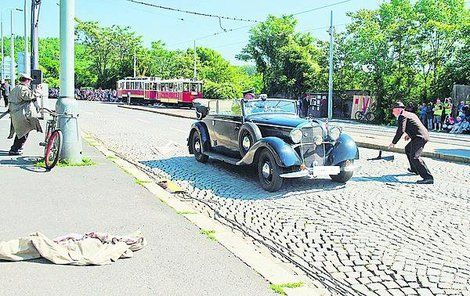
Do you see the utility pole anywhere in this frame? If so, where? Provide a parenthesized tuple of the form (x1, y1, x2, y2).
(31, 0, 41, 71)
(327, 10, 334, 120)
(133, 49, 136, 77)
(193, 40, 197, 79)
(1, 13, 4, 81)
(23, 0, 30, 75)
(10, 9, 23, 88)
(57, 0, 82, 163)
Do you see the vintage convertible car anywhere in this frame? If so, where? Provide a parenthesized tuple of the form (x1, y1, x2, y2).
(188, 98, 359, 192)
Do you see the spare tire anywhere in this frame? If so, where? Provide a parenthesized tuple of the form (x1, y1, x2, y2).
(238, 122, 262, 157)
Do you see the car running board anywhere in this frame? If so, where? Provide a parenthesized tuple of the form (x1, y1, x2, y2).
(204, 152, 241, 165)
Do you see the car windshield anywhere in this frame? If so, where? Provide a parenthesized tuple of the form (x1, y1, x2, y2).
(243, 99, 297, 116)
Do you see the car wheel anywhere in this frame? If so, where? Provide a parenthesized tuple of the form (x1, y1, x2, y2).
(330, 160, 354, 183)
(192, 131, 208, 163)
(238, 123, 262, 157)
(258, 149, 284, 192)
(240, 130, 254, 156)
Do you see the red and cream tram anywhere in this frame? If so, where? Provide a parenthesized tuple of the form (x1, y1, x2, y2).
(117, 77, 203, 106)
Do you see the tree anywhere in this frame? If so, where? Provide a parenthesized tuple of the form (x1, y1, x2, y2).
(238, 15, 324, 98)
(76, 20, 143, 88)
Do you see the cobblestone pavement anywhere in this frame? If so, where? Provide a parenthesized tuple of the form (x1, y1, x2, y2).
(80, 102, 470, 296)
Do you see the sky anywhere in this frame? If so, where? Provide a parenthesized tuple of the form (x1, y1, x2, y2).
(1, 0, 381, 64)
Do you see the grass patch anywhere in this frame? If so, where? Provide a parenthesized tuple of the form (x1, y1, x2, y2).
(176, 211, 197, 215)
(200, 229, 217, 241)
(270, 282, 304, 295)
(35, 157, 96, 168)
(106, 155, 117, 160)
(135, 179, 151, 186)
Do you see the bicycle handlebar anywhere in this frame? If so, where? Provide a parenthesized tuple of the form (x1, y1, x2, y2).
(40, 108, 77, 118)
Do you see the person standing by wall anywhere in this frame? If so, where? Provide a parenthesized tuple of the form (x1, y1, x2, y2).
(418, 102, 427, 126)
(7, 74, 43, 156)
(1, 79, 10, 107)
(388, 102, 434, 184)
(426, 102, 434, 130)
(433, 99, 443, 131)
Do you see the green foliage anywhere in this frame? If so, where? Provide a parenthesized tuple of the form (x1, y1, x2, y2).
(35, 157, 96, 168)
(269, 282, 304, 295)
(239, 15, 324, 98)
(1, 2, 466, 125)
(341, 0, 469, 121)
(200, 229, 217, 241)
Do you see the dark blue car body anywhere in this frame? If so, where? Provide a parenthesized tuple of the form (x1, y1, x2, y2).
(188, 99, 359, 191)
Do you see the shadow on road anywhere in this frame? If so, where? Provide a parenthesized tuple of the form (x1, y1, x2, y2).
(353, 173, 416, 184)
(140, 156, 345, 200)
(0, 154, 46, 173)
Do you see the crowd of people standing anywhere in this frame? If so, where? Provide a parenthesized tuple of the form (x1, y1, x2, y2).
(416, 98, 469, 134)
(48, 88, 118, 102)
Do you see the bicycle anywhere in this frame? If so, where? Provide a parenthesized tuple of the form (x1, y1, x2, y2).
(355, 103, 377, 122)
(39, 108, 65, 170)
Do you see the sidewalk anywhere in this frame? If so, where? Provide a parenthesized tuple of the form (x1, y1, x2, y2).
(0, 112, 274, 296)
(118, 104, 470, 163)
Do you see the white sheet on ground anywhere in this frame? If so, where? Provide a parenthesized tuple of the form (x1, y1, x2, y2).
(0, 231, 146, 265)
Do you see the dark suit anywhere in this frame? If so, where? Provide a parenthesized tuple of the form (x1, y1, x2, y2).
(392, 110, 433, 180)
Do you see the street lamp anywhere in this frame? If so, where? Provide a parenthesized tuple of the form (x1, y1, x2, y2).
(10, 7, 23, 87)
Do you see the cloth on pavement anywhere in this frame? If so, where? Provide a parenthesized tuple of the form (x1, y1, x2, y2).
(0, 230, 146, 265)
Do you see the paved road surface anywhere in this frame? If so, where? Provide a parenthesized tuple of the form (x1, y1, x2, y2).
(0, 104, 274, 296)
(79, 101, 470, 295)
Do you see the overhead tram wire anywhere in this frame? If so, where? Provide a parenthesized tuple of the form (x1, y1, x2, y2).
(166, 0, 353, 49)
(127, 0, 259, 23)
(290, 0, 352, 16)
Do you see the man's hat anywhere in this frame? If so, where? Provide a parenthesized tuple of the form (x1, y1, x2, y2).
(20, 73, 33, 81)
(392, 101, 405, 109)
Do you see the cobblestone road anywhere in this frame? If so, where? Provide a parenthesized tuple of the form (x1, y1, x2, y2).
(80, 102, 470, 296)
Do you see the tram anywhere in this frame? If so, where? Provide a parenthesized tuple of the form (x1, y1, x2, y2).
(116, 77, 203, 106)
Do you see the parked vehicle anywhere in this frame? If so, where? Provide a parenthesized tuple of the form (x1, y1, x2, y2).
(116, 77, 203, 106)
(188, 98, 359, 192)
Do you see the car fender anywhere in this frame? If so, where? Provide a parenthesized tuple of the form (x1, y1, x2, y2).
(238, 122, 262, 156)
(237, 137, 302, 168)
(188, 121, 211, 154)
(326, 133, 359, 166)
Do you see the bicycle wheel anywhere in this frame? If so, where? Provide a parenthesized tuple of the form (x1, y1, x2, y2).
(44, 130, 63, 170)
(355, 111, 364, 121)
(365, 112, 375, 122)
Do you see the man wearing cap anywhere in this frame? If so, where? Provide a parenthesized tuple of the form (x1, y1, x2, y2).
(388, 101, 434, 184)
(242, 89, 255, 100)
(7, 74, 42, 155)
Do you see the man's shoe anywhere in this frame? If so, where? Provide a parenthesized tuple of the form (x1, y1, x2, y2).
(417, 179, 434, 184)
(407, 168, 418, 175)
(8, 150, 22, 156)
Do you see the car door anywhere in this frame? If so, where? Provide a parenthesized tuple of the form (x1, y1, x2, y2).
(209, 100, 243, 157)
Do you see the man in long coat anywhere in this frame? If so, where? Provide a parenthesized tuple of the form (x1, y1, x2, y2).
(8, 74, 42, 155)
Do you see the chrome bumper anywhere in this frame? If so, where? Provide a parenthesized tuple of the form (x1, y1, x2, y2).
(280, 164, 355, 179)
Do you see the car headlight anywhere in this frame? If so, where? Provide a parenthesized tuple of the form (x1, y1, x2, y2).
(290, 129, 303, 144)
(314, 135, 323, 145)
(329, 127, 341, 141)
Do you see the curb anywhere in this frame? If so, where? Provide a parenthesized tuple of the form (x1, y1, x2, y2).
(118, 105, 196, 120)
(118, 104, 469, 164)
(356, 142, 470, 164)
(82, 133, 329, 296)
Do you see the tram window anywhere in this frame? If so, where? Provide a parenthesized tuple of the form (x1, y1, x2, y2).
(183, 83, 189, 92)
(191, 83, 200, 92)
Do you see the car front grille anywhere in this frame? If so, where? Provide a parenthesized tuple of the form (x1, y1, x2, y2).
(298, 125, 326, 167)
